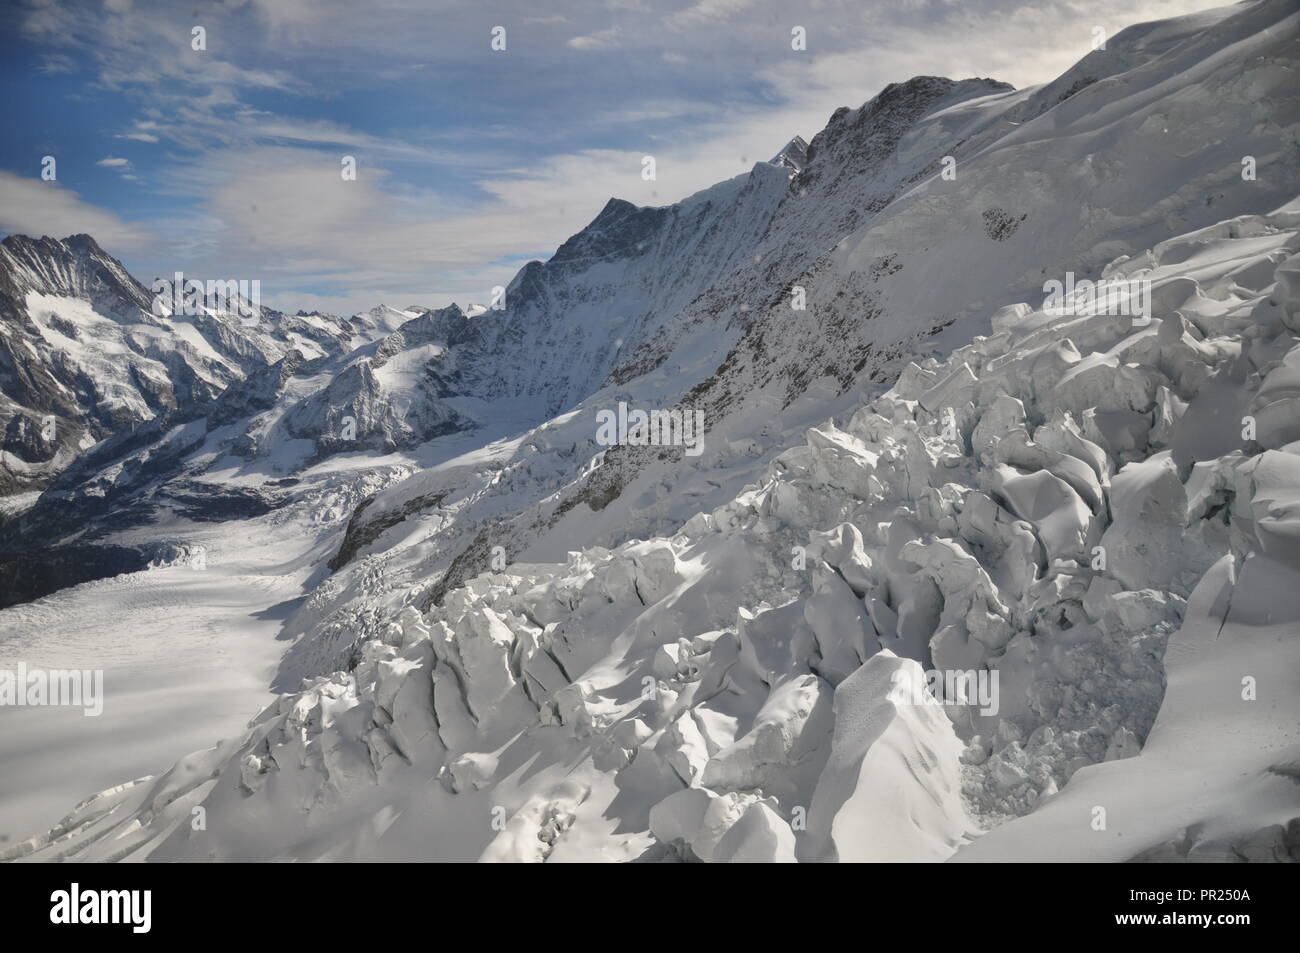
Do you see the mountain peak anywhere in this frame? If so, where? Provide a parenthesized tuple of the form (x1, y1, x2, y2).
(802, 75, 1011, 172)
(61, 233, 106, 253)
(770, 135, 809, 174)
(1, 232, 108, 257)
(0, 230, 151, 317)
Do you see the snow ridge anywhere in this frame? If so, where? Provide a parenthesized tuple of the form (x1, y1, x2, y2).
(12, 199, 1300, 863)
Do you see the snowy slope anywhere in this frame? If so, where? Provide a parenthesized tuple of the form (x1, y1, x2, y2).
(0, 234, 402, 495)
(278, 0, 1299, 681)
(11, 195, 1300, 863)
(4, 0, 1300, 862)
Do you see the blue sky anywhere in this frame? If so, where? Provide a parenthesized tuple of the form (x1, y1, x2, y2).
(0, 0, 1215, 315)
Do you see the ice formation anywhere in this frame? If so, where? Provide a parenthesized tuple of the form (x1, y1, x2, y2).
(11, 203, 1300, 863)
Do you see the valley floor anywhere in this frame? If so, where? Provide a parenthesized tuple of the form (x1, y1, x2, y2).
(0, 516, 312, 842)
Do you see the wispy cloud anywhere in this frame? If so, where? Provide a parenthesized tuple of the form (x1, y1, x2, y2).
(36, 52, 76, 74)
(6, 0, 1222, 315)
(669, 0, 763, 28)
(0, 171, 148, 249)
(114, 120, 161, 143)
(567, 27, 623, 50)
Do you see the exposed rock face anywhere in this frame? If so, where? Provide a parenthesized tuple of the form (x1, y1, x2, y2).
(0, 234, 363, 494)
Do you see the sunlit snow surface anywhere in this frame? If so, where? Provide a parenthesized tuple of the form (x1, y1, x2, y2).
(3, 0, 1299, 862)
(10, 197, 1300, 862)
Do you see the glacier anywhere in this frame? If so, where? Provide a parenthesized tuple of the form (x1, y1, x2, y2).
(1, 0, 1299, 862)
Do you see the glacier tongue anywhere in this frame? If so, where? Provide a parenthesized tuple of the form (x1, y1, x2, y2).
(12, 198, 1300, 863)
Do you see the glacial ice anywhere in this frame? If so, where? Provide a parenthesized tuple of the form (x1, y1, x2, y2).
(12, 199, 1300, 864)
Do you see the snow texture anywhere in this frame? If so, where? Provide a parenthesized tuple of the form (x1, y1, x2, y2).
(2, 0, 1299, 863)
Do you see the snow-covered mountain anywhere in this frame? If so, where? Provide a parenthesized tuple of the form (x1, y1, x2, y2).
(2, 0, 1299, 861)
(0, 233, 406, 497)
(15, 197, 1300, 863)
(277, 0, 1300, 680)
